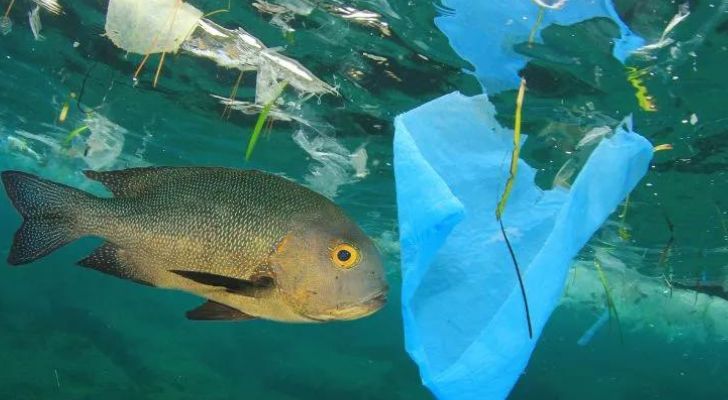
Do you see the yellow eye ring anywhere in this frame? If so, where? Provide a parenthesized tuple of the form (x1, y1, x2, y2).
(330, 243, 360, 269)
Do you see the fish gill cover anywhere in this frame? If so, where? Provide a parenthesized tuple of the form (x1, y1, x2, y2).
(394, 1, 654, 399)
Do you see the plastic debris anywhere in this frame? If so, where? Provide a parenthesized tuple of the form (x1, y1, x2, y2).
(575, 125, 612, 149)
(181, 19, 265, 70)
(5, 135, 43, 162)
(576, 309, 609, 346)
(105, 0, 202, 55)
(635, 3, 690, 54)
(31, 0, 62, 15)
(0, 16, 12, 36)
(211, 94, 307, 124)
(293, 130, 368, 199)
(80, 114, 126, 170)
(180, 19, 336, 98)
(350, 146, 368, 178)
(563, 251, 728, 343)
(28, 5, 44, 41)
(394, 92, 653, 400)
(319, 2, 391, 36)
(434, 1, 645, 91)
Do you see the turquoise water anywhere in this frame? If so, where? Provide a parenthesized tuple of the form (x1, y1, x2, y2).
(0, 1, 727, 399)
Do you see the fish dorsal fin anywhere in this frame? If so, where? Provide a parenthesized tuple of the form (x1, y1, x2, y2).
(186, 301, 256, 321)
(83, 167, 202, 198)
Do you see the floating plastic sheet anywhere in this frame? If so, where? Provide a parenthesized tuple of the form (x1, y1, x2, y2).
(435, 0, 646, 92)
(394, 92, 653, 400)
(180, 19, 336, 98)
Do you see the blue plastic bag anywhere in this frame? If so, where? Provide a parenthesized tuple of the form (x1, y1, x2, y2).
(435, 0, 645, 92)
(394, 92, 653, 400)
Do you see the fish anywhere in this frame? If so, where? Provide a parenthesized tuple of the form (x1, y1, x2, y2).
(0, 167, 388, 323)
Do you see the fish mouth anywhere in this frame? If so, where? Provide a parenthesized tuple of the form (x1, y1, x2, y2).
(361, 291, 387, 309)
(305, 291, 388, 322)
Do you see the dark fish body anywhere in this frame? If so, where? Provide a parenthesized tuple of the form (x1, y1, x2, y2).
(1, 167, 387, 322)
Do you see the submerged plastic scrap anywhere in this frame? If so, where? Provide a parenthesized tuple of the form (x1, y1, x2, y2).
(180, 19, 336, 98)
(394, 92, 653, 400)
(0, 16, 12, 36)
(31, 0, 62, 15)
(103, 0, 334, 99)
(105, 0, 202, 54)
(576, 309, 609, 346)
(563, 250, 728, 343)
(293, 130, 367, 198)
(434, 0, 645, 91)
(28, 5, 44, 41)
(318, 1, 391, 36)
(78, 114, 126, 170)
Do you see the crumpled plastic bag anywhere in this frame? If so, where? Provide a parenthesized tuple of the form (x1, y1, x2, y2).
(435, 0, 645, 91)
(394, 91, 653, 400)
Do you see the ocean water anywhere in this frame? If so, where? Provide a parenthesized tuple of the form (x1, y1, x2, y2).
(0, 1, 727, 399)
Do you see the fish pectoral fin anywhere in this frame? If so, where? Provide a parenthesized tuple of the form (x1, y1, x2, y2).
(170, 269, 274, 297)
(186, 301, 256, 321)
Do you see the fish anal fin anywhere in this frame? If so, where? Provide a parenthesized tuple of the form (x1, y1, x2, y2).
(186, 300, 256, 321)
(78, 242, 154, 287)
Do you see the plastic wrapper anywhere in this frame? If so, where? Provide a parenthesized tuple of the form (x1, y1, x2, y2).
(393, 91, 653, 400)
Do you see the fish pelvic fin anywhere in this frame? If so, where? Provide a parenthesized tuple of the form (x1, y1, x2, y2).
(186, 300, 257, 321)
(1, 171, 91, 265)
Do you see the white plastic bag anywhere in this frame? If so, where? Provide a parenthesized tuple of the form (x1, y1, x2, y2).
(105, 0, 202, 54)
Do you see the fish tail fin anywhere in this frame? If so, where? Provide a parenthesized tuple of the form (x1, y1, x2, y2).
(1, 171, 92, 265)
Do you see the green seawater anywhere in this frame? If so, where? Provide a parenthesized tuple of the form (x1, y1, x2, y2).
(0, 1, 727, 399)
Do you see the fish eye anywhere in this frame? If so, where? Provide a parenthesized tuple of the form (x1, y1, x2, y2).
(330, 243, 360, 269)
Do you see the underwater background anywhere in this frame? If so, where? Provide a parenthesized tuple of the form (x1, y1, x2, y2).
(0, 0, 727, 399)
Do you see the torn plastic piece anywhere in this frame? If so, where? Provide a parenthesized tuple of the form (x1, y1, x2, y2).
(210, 94, 321, 129)
(563, 251, 728, 343)
(0, 16, 12, 36)
(577, 309, 609, 346)
(634, 3, 690, 54)
(31, 0, 62, 15)
(293, 130, 367, 199)
(394, 91, 653, 400)
(434, 1, 645, 92)
(181, 19, 265, 70)
(82, 113, 126, 170)
(105, 0, 203, 54)
(28, 5, 44, 41)
(319, 2, 391, 36)
(180, 19, 336, 98)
